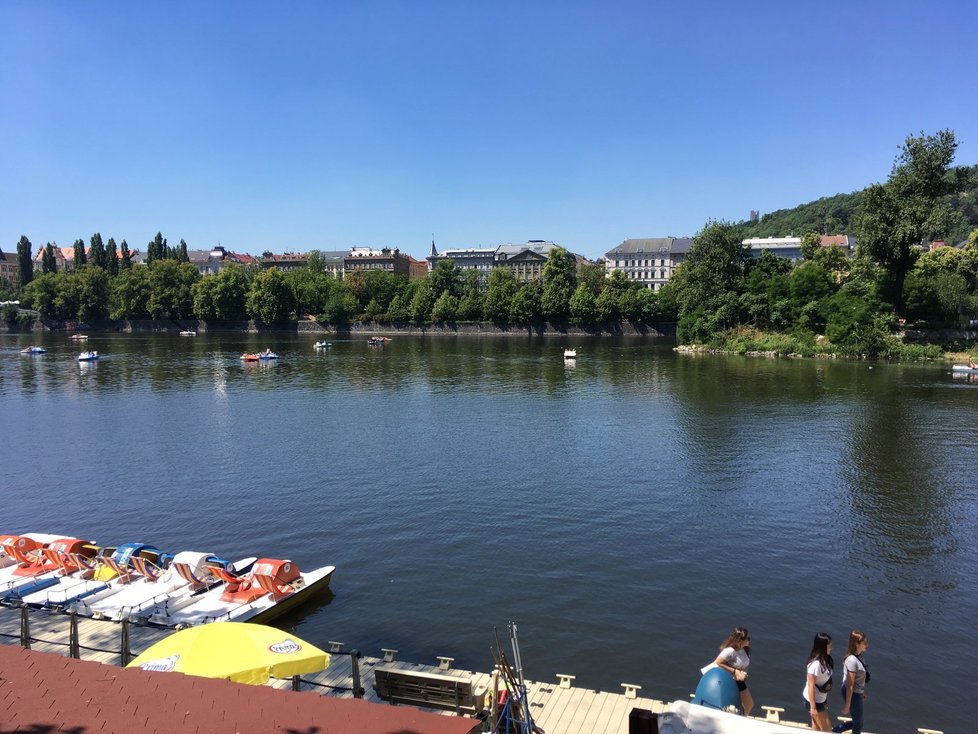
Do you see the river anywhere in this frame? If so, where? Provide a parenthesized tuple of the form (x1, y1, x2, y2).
(3, 332, 975, 732)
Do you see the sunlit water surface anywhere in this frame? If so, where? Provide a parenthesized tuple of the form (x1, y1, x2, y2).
(3, 333, 976, 732)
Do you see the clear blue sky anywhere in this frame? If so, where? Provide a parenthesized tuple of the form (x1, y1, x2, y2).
(2, 1, 976, 261)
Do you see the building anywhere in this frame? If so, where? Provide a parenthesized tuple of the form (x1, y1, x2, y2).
(603, 237, 692, 290)
(426, 243, 496, 286)
(0, 248, 19, 287)
(344, 247, 411, 277)
(494, 241, 559, 283)
(742, 236, 805, 261)
(820, 235, 855, 256)
(187, 246, 230, 275)
(406, 255, 428, 280)
(32, 245, 71, 272)
(261, 252, 308, 271)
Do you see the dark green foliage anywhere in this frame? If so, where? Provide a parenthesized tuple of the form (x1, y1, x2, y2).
(147, 232, 167, 264)
(42, 243, 56, 273)
(73, 239, 87, 267)
(431, 291, 459, 323)
(147, 260, 199, 319)
(75, 267, 110, 323)
(569, 283, 597, 325)
(509, 282, 542, 325)
(177, 239, 189, 263)
(540, 247, 577, 321)
(120, 240, 132, 270)
(483, 268, 518, 323)
(16, 235, 33, 288)
(89, 233, 106, 270)
(110, 267, 152, 320)
(247, 268, 295, 323)
(105, 238, 118, 276)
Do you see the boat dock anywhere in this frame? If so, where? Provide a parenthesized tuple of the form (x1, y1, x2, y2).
(0, 605, 902, 733)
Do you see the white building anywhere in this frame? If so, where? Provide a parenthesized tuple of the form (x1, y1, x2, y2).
(604, 237, 692, 290)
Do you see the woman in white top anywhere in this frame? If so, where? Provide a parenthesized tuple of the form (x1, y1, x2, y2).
(712, 627, 753, 715)
(833, 630, 870, 733)
(802, 632, 835, 731)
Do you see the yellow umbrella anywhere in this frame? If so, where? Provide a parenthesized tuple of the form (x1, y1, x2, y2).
(126, 622, 330, 685)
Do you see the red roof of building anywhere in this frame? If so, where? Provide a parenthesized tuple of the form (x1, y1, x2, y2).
(0, 645, 480, 734)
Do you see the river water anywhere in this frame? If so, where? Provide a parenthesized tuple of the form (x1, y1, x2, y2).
(3, 333, 975, 732)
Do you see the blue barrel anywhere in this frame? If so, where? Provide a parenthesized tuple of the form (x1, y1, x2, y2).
(692, 667, 741, 712)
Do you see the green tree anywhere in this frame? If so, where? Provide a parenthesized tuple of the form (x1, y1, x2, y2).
(800, 232, 822, 260)
(509, 282, 541, 325)
(89, 233, 106, 270)
(147, 232, 166, 265)
(322, 288, 358, 325)
(673, 220, 750, 342)
(247, 267, 295, 323)
(210, 265, 250, 320)
(73, 238, 87, 268)
(16, 235, 33, 288)
(386, 293, 411, 322)
(431, 291, 459, 323)
(120, 239, 132, 270)
(192, 276, 218, 320)
(177, 239, 189, 263)
(147, 260, 198, 319)
(75, 267, 110, 323)
(540, 246, 577, 322)
(456, 270, 484, 321)
(110, 267, 152, 319)
(23, 272, 61, 318)
(429, 259, 462, 299)
(577, 262, 606, 295)
(856, 130, 967, 315)
(105, 238, 118, 276)
(42, 243, 56, 273)
(409, 279, 436, 323)
(483, 268, 518, 323)
(569, 283, 597, 325)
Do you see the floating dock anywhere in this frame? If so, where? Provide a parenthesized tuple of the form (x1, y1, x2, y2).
(0, 606, 904, 733)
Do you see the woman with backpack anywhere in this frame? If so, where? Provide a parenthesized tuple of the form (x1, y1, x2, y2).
(833, 630, 870, 733)
(802, 632, 834, 731)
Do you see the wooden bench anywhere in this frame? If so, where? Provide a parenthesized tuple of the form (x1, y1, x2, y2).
(373, 665, 484, 715)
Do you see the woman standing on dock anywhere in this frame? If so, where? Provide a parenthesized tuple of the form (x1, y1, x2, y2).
(711, 627, 753, 715)
(833, 630, 870, 733)
(802, 632, 835, 731)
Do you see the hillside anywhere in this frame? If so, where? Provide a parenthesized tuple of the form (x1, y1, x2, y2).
(736, 164, 978, 244)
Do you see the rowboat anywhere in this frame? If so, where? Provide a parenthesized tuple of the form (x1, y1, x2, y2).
(20, 346, 46, 354)
(77, 351, 98, 362)
(145, 559, 335, 627)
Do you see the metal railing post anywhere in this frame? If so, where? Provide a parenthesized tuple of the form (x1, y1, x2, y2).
(20, 605, 30, 649)
(120, 619, 131, 666)
(351, 649, 364, 699)
(292, 674, 301, 691)
(69, 612, 80, 658)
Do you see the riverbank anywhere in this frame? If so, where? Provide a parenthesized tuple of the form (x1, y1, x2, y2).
(1, 317, 673, 337)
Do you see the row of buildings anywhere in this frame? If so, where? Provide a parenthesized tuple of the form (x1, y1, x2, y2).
(8, 232, 966, 293)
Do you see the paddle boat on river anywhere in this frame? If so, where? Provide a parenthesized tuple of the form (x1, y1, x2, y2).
(77, 350, 98, 362)
(241, 348, 279, 362)
(0, 536, 100, 601)
(952, 363, 978, 373)
(145, 558, 335, 627)
(20, 346, 46, 354)
(314, 341, 331, 349)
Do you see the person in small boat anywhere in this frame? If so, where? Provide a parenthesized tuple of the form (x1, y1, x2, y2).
(711, 627, 753, 715)
(803, 632, 834, 731)
(832, 630, 870, 734)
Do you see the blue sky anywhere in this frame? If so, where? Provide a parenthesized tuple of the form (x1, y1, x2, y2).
(2, 1, 976, 261)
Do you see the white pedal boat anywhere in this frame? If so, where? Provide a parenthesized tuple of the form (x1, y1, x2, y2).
(147, 559, 335, 627)
(71, 551, 253, 622)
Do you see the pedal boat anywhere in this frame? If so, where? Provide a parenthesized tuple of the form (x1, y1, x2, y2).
(0, 537, 100, 601)
(70, 551, 254, 622)
(77, 350, 98, 362)
(20, 346, 46, 354)
(146, 559, 335, 628)
(17, 542, 169, 609)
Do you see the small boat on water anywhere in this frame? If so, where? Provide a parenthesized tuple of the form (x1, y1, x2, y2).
(564, 349, 577, 359)
(146, 558, 335, 628)
(68, 334, 88, 341)
(0, 536, 100, 601)
(240, 353, 259, 362)
(257, 348, 279, 360)
(179, 330, 196, 336)
(952, 364, 978, 373)
(77, 351, 98, 362)
(20, 346, 46, 354)
(368, 336, 390, 346)
(314, 341, 331, 349)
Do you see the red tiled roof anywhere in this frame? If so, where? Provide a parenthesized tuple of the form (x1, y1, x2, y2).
(0, 645, 480, 734)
